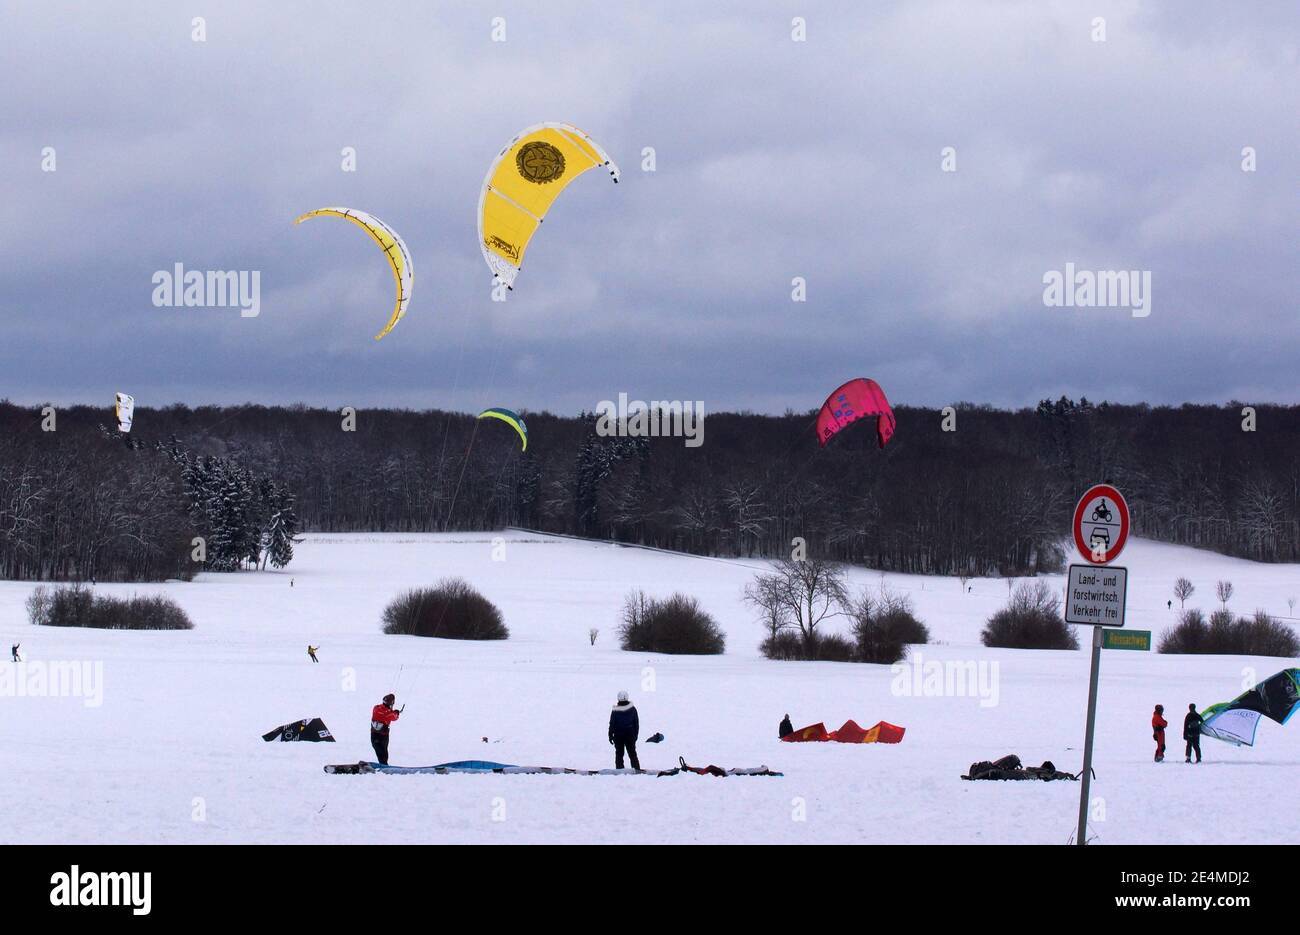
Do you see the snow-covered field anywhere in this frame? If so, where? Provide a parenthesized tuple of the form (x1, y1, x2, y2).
(2, 532, 1297, 845)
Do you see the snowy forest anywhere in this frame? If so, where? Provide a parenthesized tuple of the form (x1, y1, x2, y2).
(1, 397, 1296, 582)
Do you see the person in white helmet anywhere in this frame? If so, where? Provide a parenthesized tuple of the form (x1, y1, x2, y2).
(608, 690, 640, 770)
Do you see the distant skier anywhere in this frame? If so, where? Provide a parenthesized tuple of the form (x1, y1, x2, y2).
(370, 693, 402, 766)
(1151, 704, 1167, 762)
(307, 644, 319, 663)
(608, 690, 640, 771)
(1184, 703, 1203, 763)
(10, 643, 20, 662)
(779, 713, 794, 739)
(1167, 599, 1172, 610)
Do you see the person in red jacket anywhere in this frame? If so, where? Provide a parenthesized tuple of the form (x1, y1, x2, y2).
(1151, 704, 1167, 762)
(370, 693, 402, 765)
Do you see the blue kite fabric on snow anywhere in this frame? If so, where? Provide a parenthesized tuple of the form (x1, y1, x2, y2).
(323, 757, 781, 776)
(1200, 668, 1300, 747)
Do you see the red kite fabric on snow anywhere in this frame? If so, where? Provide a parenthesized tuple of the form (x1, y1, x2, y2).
(815, 378, 896, 449)
(782, 720, 906, 744)
(829, 719, 905, 744)
(783, 722, 830, 742)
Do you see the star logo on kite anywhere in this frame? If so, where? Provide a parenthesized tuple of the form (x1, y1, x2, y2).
(516, 141, 566, 184)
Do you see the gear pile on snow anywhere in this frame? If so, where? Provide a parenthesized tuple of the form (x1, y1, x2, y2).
(324, 756, 781, 777)
(262, 718, 335, 742)
(961, 754, 1078, 781)
(781, 719, 905, 743)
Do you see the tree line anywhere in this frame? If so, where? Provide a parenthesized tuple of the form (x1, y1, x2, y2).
(0, 404, 298, 581)
(1, 397, 1296, 581)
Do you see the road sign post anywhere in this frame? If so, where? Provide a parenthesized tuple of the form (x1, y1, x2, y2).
(1076, 626, 1103, 846)
(1069, 485, 1131, 847)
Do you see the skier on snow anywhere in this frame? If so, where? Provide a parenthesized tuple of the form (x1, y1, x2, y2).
(370, 693, 401, 766)
(1151, 704, 1167, 762)
(1183, 703, 1203, 763)
(307, 644, 319, 663)
(10, 643, 19, 662)
(608, 690, 640, 771)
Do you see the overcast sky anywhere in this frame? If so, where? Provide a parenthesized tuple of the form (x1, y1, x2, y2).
(2, 0, 1296, 415)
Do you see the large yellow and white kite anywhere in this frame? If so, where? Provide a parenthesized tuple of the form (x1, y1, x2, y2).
(478, 123, 619, 289)
(295, 207, 413, 340)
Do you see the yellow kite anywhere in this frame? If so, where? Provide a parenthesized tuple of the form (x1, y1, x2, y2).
(295, 207, 413, 340)
(478, 123, 619, 289)
(476, 408, 528, 451)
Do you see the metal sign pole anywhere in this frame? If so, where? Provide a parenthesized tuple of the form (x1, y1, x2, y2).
(1076, 625, 1103, 846)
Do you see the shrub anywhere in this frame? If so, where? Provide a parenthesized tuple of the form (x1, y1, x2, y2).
(806, 632, 856, 662)
(981, 581, 1078, 650)
(619, 591, 725, 655)
(849, 586, 930, 664)
(1159, 608, 1299, 656)
(759, 630, 805, 660)
(759, 629, 857, 662)
(39, 584, 194, 630)
(25, 585, 53, 627)
(381, 578, 508, 640)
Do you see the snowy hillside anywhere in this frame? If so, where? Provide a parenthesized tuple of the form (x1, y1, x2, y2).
(2, 532, 1297, 845)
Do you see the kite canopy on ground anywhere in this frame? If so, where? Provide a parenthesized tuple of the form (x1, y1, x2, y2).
(324, 757, 781, 777)
(294, 207, 413, 340)
(477, 408, 528, 451)
(262, 718, 335, 742)
(783, 722, 830, 742)
(114, 393, 134, 433)
(1201, 668, 1300, 747)
(816, 378, 895, 449)
(478, 123, 619, 289)
(961, 754, 1078, 781)
(781, 720, 905, 743)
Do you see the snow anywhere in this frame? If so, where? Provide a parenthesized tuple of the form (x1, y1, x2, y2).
(2, 532, 1297, 844)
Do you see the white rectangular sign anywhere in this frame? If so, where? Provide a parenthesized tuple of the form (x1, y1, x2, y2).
(1064, 564, 1127, 627)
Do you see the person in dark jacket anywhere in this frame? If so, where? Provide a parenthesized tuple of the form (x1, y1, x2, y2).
(1151, 704, 1167, 762)
(608, 691, 640, 770)
(779, 714, 794, 739)
(370, 693, 401, 765)
(1184, 703, 1203, 763)
(10, 643, 19, 662)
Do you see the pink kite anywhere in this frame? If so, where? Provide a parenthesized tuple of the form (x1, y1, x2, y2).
(816, 378, 895, 449)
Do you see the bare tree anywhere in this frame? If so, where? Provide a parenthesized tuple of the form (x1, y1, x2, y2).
(745, 558, 848, 648)
(743, 573, 792, 641)
(1173, 577, 1195, 609)
(1216, 580, 1234, 608)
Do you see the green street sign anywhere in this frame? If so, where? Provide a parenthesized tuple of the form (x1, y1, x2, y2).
(1102, 629, 1150, 651)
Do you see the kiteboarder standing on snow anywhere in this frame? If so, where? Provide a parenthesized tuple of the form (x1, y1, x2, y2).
(1184, 703, 1203, 763)
(779, 714, 794, 739)
(370, 693, 402, 766)
(10, 643, 19, 662)
(1152, 704, 1167, 762)
(608, 691, 640, 771)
